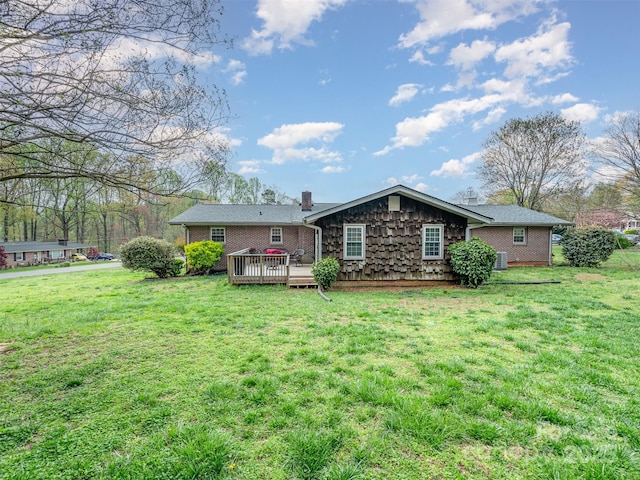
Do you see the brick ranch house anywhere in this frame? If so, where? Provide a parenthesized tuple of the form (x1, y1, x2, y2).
(0, 240, 92, 268)
(169, 185, 573, 282)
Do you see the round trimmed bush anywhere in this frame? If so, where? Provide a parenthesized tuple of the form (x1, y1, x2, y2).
(184, 241, 224, 275)
(561, 227, 615, 267)
(311, 257, 340, 290)
(119, 236, 178, 278)
(449, 237, 497, 288)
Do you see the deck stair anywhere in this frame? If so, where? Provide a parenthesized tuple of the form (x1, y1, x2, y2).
(287, 274, 317, 288)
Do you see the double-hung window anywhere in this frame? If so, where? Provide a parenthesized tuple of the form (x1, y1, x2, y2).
(344, 224, 365, 260)
(513, 227, 526, 245)
(422, 225, 444, 260)
(15, 252, 24, 261)
(50, 250, 64, 260)
(211, 227, 226, 243)
(270, 227, 283, 244)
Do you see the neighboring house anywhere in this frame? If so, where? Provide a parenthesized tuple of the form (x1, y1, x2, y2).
(169, 185, 573, 282)
(0, 240, 92, 268)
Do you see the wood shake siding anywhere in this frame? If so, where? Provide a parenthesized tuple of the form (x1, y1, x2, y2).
(316, 195, 467, 281)
(187, 225, 315, 271)
(472, 226, 551, 265)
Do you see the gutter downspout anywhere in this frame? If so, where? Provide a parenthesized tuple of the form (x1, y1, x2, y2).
(465, 223, 485, 241)
(303, 222, 322, 262)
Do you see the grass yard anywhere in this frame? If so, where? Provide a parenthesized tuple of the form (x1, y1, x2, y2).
(1, 251, 639, 479)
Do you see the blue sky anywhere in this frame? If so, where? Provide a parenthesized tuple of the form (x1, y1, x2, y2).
(203, 0, 639, 203)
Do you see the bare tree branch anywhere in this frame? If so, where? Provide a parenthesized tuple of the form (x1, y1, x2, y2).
(0, 0, 231, 197)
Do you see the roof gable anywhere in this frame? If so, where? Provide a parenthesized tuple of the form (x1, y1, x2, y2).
(303, 185, 493, 224)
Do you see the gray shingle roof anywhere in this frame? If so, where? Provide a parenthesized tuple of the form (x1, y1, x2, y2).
(460, 204, 574, 226)
(0, 241, 92, 253)
(168, 186, 573, 228)
(168, 203, 341, 226)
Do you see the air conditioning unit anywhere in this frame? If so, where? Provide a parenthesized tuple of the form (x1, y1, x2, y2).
(494, 252, 507, 270)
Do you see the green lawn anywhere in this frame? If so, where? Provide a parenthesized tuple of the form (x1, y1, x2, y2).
(1, 251, 639, 479)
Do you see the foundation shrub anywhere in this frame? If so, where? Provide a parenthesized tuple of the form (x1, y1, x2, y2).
(184, 241, 224, 275)
(312, 257, 340, 290)
(449, 237, 497, 288)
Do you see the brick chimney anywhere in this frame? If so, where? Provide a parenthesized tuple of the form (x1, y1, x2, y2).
(301, 191, 313, 211)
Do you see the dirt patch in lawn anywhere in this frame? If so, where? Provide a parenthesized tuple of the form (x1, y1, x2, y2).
(574, 273, 606, 281)
(0, 343, 11, 354)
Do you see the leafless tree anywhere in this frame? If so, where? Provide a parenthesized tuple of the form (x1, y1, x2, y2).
(593, 112, 640, 196)
(0, 0, 230, 198)
(477, 112, 587, 211)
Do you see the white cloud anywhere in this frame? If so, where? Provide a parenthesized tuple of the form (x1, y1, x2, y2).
(402, 174, 423, 183)
(384, 177, 399, 186)
(389, 83, 423, 106)
(398, 0, 544, 48)
(383, 175, 427, 191)
(430, 152, 481, 177)
(224, 59, 247, 86)
(551, 93, 579, 104)
(472, 107, 506, 130)
(375, 93, 509, 155)
(494, 20, 573, 79)
(561, 103, 601, 123)
(242, 0, 347, 55)
(258, 121, 344, 164)
(447, 39, 495, 70)
(321, 165, 345, 173)
(237, 160, 263, 175)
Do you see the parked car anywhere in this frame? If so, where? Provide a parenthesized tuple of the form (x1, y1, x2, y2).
(72, 253, 88, 261)
(551, 234, 562, 245)
(623, 234, 640, 245)
(87, 253, 115, 261)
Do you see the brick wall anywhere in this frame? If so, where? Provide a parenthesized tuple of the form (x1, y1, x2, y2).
(2, 250, 68, 268)
(187, 225, 315, 270)
(472, 226, 551, 265)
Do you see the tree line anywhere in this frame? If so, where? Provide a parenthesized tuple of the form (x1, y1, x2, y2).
(0, 161, 296, 250)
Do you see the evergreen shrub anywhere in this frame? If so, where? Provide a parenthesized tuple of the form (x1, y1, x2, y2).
(119, 236, 178, 278)
(561, 227, 615, 267)
(449, 238, 497, 288)
(311, 257, 340, 290)
(184, 241, 224, 275)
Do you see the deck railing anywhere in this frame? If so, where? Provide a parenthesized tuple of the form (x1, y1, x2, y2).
(227, 249, 290, 285)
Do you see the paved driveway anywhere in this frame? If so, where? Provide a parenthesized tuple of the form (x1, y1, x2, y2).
(0, 262, 122, 280)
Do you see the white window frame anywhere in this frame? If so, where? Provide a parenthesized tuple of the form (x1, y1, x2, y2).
(211, 227, 226, 243)
(15, 252, 24, 261)
(513, 227, 526, 245)
(422, 224, 444, 260)
(50, 250, 64, 259)
(270, 227, 283, 244)
(344, 224, 366, 260)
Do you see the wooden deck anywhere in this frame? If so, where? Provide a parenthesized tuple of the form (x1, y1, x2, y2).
(227, 250, 316, 287)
